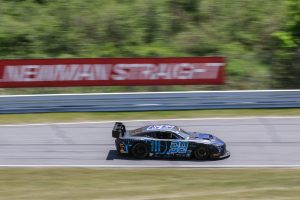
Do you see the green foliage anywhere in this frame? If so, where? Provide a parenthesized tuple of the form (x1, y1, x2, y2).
(271, 0, 300, 88)
(0, 0, 298, 90)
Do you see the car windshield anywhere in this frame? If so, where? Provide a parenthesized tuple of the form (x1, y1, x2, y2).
(175, 128, 190, 139)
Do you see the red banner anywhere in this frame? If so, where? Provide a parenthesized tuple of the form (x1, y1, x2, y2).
(0, 57, 225, 88)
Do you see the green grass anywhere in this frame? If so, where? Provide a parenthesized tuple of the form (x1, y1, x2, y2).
(0, 168, 299, 200)
(0, 108, 299, 124)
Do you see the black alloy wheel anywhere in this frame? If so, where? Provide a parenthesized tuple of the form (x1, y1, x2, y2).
(194, 146, 209, 160)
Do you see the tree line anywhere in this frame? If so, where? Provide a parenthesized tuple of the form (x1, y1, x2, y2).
(0, 0, 299, 90)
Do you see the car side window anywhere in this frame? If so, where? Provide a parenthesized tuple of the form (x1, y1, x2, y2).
(170, 132, 180, 139)
(155, 131, 177, 139)
(135, 132, 153, 138)
(157, 132, 171, 139)
(136, 132, 156, 138)
(155, 132, 164, 139)
(145, 132, 156, 138)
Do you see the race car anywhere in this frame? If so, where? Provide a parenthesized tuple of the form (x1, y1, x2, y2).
(112, 122, 230, 160)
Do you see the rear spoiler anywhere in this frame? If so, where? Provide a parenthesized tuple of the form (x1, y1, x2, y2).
(112, 122, 126, 138)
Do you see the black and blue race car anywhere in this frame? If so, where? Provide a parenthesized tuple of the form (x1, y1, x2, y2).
(112, 122, 230, 160)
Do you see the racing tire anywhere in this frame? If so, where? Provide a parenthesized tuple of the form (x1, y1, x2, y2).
(131, 143, 149, 159)
(193, 145, 209, 160)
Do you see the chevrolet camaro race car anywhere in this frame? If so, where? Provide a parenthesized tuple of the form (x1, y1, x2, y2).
(112, 122, 230, 160)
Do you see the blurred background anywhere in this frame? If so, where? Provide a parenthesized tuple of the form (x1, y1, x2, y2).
(0, 0, 299, 94)
(0, 2, 300, 200)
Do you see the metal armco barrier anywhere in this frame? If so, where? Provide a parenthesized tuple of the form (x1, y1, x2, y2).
(0, 90, 299, 114)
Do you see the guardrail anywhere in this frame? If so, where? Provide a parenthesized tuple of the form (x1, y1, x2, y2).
(0, 90, 299, 114)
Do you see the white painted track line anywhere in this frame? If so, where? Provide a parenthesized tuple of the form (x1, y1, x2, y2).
(0, 116, 299, 127)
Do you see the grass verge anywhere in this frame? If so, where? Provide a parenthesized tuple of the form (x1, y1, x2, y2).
(0, 108, 299, 124)
(0, 168, 299, 200)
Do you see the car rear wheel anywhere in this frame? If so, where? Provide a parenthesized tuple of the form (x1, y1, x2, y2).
(131, 143, 149, 159)
(194, 146, 209, 160)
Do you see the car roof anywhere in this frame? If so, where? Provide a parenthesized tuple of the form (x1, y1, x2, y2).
(130, 124, 179, 135)
(145, 124, 178, 132)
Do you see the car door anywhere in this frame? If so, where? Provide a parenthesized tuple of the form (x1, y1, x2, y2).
(150, 131, 184, 156)
(147, 131, 167, 155)
(165, 132, 189, 156)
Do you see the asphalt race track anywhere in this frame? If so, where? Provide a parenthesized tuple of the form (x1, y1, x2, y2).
(0, 117, 300, 167)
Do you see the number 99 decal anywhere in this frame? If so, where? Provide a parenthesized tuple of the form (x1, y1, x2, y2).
(169, 141, 189, 154)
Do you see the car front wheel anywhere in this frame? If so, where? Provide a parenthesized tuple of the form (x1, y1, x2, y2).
(194, 146, 209, 160)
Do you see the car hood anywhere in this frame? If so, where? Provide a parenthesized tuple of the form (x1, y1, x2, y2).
(188, 132, 225, 145)
(189, 132, 213, 140)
